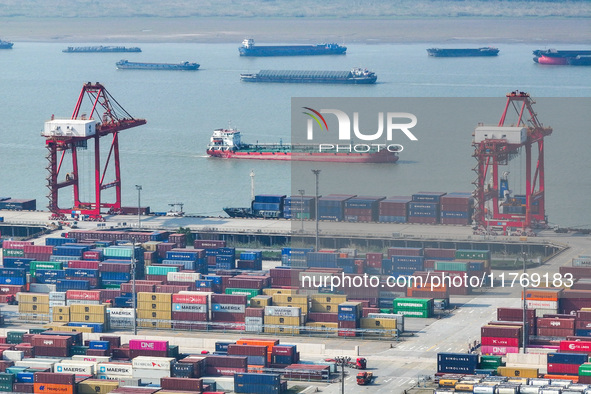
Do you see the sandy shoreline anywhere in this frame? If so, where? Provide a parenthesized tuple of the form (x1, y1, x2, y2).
(1, 17, 590, 44)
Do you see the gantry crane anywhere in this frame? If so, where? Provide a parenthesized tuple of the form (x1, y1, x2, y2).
(43, 82, 146, 220)
(472, 91, 552, 235)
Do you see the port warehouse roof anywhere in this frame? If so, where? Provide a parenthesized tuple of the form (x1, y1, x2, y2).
(256, 69, 353, 78)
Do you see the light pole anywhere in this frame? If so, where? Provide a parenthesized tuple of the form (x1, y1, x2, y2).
(298, 189, 305, 233)
(334, 356, 350, 394)
(311, 169, 320, 251)
(522, 251, 527, 354)
(131, 239, 137, 335)
(135, 185, 142, 229)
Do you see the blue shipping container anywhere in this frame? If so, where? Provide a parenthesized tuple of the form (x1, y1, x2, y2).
(89, 340, 110, 350)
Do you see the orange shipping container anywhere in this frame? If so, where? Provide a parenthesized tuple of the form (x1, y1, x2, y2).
(34, 383, 74, 394)
(543, 374, 579, 383)
(522, 288, 562, 301)
(236, 338, 279, 363)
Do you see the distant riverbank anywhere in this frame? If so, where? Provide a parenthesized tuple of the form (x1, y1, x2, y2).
(1, 17, 590, 44)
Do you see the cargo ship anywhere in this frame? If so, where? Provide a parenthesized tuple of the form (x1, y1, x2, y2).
(240, 68, 377, 84)
(426, 47, 499, 57)
(206, 128, 398, 163)
(116, 60, 200, 70)
(239, 38, 346, 56)
(533, 49, 591, 65)
(63, 45, 141, 53)
(0, 39, 13, 49)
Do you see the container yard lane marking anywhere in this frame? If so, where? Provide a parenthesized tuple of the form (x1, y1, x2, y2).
(426, 345, 437, 352)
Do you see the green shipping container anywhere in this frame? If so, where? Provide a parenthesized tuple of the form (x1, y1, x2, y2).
(433, 261, 469, 272)
(393, 298, 432, 308)
(104, 247, 135, 258)
(145, 265, 178, 276)
(379, 308, 393, 314)
(28, 328, 47, 334)
(480, 355, 504, 369)
(225, 288, 261, 300)
(71, 345, 89, 355)
(103, 284, 122, 289)
(29, 261, 63, 275)
(580, 363, 591, 376)
(394, 309, 431, 318)
(455, 249, 490, 260)
(167, 345, 179, 359)
(6, 331, 27, 344)
(2, 248, 25, 257)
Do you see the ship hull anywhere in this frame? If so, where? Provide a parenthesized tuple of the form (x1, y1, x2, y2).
(567, 56, 591, 66)
(239, 46, 346, 56)
(534, 56, 568, 65)
(427, 48, 499, 57)
(116, 62, 200, 70)
(241, 76, 376, 84)
(206, 149, 398, 163)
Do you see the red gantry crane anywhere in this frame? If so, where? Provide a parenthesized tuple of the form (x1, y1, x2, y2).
(472, 91, 552, 235)
(43, 82, 146, 221)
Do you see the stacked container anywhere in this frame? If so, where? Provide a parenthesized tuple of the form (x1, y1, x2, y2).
(408, 192, 446, 224)
(172, 291, 209, 330)
(378, 196, 411, 223)
(537, 317, 575, 337)
(0, 267, 26, 286)
(33, 372, 75, 394)
(18, 293, 49, 322)
(264, 306, 301, 335)
(365, 252, 383, 275)
(547, 352, 587, 375)
(215, 247, 236, 270)
(131, 356, 175, 384)
(480, 325, 521, 355)
(234, 372, 283, 394)
(497, 307, 536, 335)
(251, 195, 285, 217)
(211, 293, 247, 329)
(310, 294, 347, 314)
(524, 288, 563, 317)
(128, 339, 169, 358)
(344, 196, 385, 222)
(69, 304, 107, 333)
(283, 196, 315, 220)
(280, 248, 310, 268)
(306, 252, 338, 268)
(338, 301, 361, 337)
(317, 195, 356, 221)
(237, 251, 263, 270)
(31, 335, 73, 357)
(393, 298, 433, 318)
(440, 192, 474, 225)
(205, 355, 248, 376)
(437, 353, 478, 374)
(137, 292, 172, 329)
(227, 344, 267, 367)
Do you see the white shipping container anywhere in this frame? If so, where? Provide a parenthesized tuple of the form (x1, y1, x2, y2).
(132, 368, 171, 384)
(534, 308, 558, 318)
(131, 356, 175, 370)
(107, 308, 136, 318)
(108, 317, 134, 329)
(30, 283, 56, 293)
(525, 300, 558, 309)
(264, 306, 301, 317)
(2, 350, 23, 361)
(73, 355, 111, 363)
(473, 385, 497, 394)
(172, 303, 207, 313)
(55, 362, 95, 375)
(97, 374, 134, 381)
(97, 362, 133, 376)
(530, 379, 551, 386)
(167, 272, 201, 282)
(49, 291, 67, 301)
(519, 387, 540, 394)
(15, 359, 58, 370)
(367, 313, 405, 332)
(67, 299, 100, 305)
(43, 119, 98, 138)
(49, 300, 66, 307)
(573, 257, 591, 267)
(474, 126, 527, 144)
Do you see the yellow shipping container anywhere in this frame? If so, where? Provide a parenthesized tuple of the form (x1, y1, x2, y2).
(138, 320, 171, 329)
(18, 293, 49, 304)
(77, 379, 119, 394)
(309, 294, 347, 304)
(137, 310, 172, 320)
(305, 322, 338, 330)
(262, 288, 297, 296)
(51, 325, 94, 333)
(360, 318, 397, 330)
(18, 314, 47, 322)
(142, 241, 161, 252)
(70, 304, 106, 315)
(497, 367, 539, 378)
(250, 296, 272, 308)
(52, 313, 70, 323)
(264, 326, 300, 335)
(272, 294, 308, 304)
(454, 383, 474, 392)
(309, 303, 339, 313)
(263, 316, 300, 326)
(439, 379, 459, 387)
(507, 378, 529, 385)
(52, 306, 70, 315)
(137, 301, 172, 312)
(69, 313, 106, 324)
(137, 292, 172, 303)
(19, 303, 50, 314)
(44, 322, 66, 329)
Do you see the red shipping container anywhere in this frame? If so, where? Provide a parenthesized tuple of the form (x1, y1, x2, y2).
(35, 347, 69, 357)
(559, 266, 591, 280)
(0, 285, 25, 295)
(2, 240, 33, 249)
(83, 250, 102, 260)
(67, 260, 100, 269)
(362, 307, 380, 318)
(211, 312, 245, 322)
(172, 293, 208, 304)
(23, 245, 54, 254)
(160, 377, 203, 391)
(100, 336, 121, 348)
(547, 363, 580, 375)
(307, 312, 338, 323)
(481, 325, 521, 338)
(111, 347, 131, 360)
(579, 375, 591, 384)
(205, 366, 246, 376)
(99, 262, 131, 273)
(194, 240, 226, 249)
(13, 383, 34, 393)
(537, 327, 574, 337)
(576, 321, 591, 330)
(537, 317, 575, 329)
(172, 312, 208, 322)
(366, 253, 383, 262)
(387, 247, 423, 257)
(34, 372, 75, 385)
(227, 344, 267, 357)
(211, 294, 247, 305)
(155, 284, 191, 293)
(577, 311, 591, 320)
(338, 321, 358, 329)
(559, 340, 591, 353)
(67, 290, 101, 303)
(31, 335, 73, 348)
(245, 308, 264, 318)
(205, 355, 247, 368)
(498, 308, 536, 322)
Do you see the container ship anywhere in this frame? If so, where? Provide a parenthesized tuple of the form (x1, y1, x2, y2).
(239, 38, 346, 56)
(206, 128, 398, 163)
(63, 45, 142, 53)
(533, 49, 591, 65)
(116, 60, 200, 70)
(426, 47, 499, 57)
(0, 39, 13, 49)
(240, 68, 377, 84)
